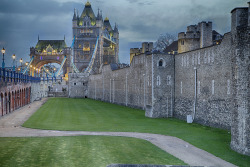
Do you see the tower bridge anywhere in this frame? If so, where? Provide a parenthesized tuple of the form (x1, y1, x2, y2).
(29, 38, 71, 78)
(25, 1, 119, 78)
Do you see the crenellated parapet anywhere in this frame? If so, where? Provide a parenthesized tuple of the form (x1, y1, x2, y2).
(178, 21, 213, 53)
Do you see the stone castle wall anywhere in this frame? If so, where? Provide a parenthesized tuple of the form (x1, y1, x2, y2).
(88, 53, 153, 109)
(68, 73, 89, 98)
(175, 33, 233, 130)
(75, 2, 250, 155)
(146, 54, 175, 118)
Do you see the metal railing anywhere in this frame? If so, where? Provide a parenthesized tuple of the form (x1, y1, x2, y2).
(0, 68, 41, 83)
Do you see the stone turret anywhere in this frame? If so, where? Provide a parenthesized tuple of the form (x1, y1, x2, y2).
(230, 2, 250, 156)
(142, 42, 153, 53)
(199, 21, 212, 48)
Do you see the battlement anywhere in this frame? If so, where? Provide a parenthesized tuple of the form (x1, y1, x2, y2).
(187, 25, 200, 32)
(130, 48, 141, 54)
(178, 21, 213, 53)
(198, 21, 212, 27)
(231, 7, 249, 30)
(142, 42, 153, 53)
(178, 31, 200, 39)
(129, 42, 153, 64)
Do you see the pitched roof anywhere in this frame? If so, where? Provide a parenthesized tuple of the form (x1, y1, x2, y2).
(163, 41, 178, 53)
(35, 40, 67, 51)
(80, 1, 96, 25)
(104, 18, 113, 32)
(110, 63, 119, 71)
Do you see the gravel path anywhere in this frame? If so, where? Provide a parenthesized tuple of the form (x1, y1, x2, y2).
(0, 98, 236, 167)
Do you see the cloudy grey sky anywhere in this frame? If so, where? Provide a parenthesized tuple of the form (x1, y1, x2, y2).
(0, 0, 248, 66)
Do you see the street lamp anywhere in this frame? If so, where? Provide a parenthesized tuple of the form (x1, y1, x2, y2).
(12, 54, 16, 71)
(53, 68, 56, 77)
(1, 47, 5, 68)
(20, 58, 23, 73)
(33, 67, 36, 76)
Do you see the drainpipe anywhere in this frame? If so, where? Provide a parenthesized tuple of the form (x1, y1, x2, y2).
(95, 81, 96, 100)
(143, 73, 145, 109)
(110, 79, 111, 103)
(193, 67, 197, 122)
(126, 74, 128, 106)
(102, 74, 104, 100)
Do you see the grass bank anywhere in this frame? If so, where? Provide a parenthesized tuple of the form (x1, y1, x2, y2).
(23, 98, 250, 167)
(0, 136, 185, 167)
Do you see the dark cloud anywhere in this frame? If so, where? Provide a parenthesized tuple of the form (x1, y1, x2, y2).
(126, 0, 153, 6)
(0, 0, 249, 65)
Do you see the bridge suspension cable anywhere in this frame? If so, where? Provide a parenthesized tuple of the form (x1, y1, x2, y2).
(42, 66, 52, 76)
(22, 56, 34, 74)
(70, 36, 80, 73)
(84, 36, 99, 73)
(55, 55, 67, 77)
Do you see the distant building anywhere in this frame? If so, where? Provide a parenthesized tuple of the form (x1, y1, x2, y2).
(30, 37, 71, 77)
(178, 22, 223, 53)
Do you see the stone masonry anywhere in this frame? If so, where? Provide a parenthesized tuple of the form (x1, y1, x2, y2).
(86, 3, 250, 155)
(230, 3, 250, 155)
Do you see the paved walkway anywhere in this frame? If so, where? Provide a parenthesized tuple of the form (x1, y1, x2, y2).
(0, 98, 236, 167)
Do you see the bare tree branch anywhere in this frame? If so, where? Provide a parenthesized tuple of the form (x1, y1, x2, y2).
(154, 33, 177, 52)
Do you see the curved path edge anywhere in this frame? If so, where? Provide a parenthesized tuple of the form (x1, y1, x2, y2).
(0, 98, 236, 167)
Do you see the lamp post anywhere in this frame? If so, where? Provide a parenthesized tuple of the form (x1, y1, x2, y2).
(20, 58, 23, 73)
(12, 54, 16, 71)
(33, 67, 36, 77)
(54, 68, 56, 77)
(1, 47, 5, 68)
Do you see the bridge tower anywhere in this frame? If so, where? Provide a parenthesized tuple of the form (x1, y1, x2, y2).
(72, 1, 119, 73)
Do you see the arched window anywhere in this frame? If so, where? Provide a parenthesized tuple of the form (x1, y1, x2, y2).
(159, 60, 163, 67)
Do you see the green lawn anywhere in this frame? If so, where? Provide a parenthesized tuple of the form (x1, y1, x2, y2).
(23, 98, 250, 167)
(0, 136, 185, 167)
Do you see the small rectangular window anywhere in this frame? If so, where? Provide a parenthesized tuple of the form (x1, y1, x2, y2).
(74, 83, 76, 85)
(212, 80, 215, 95)
(227, 80, 230, 95)
(181, 81, 183, 94)
(167, 75, 171, 85)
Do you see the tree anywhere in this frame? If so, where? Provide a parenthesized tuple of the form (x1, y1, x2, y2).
(154, 33, 177, 52)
